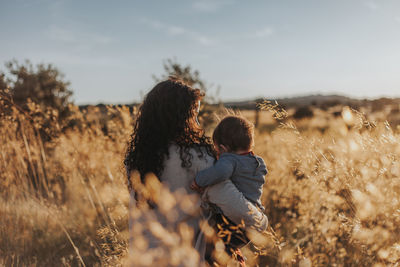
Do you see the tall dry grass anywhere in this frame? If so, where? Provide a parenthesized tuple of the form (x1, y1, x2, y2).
(0, 94, 132, 266)
(1, 93, 400, 266)
(255, 108, 400, 266)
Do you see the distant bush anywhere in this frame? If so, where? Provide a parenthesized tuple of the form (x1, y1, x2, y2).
(153, 58, 222, 128)
(293, 106, 313, 119)
(1, 59, 73, 117)
(319, 100, 340, 111)
(1, 60, 74, 140)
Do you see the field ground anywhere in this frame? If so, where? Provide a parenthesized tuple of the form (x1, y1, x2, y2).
(2, 100, 400, 266)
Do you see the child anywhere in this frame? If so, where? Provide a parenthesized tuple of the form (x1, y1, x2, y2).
(191, 115, 268, 257)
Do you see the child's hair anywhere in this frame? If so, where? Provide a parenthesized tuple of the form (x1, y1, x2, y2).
(212, 116, 254, 152)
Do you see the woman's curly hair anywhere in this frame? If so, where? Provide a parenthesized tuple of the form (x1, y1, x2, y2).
(124, 77, 215, 192)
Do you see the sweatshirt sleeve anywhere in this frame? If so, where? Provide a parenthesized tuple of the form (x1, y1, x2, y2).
(203, 180, 268, 232)
(194, 156, 235, 187)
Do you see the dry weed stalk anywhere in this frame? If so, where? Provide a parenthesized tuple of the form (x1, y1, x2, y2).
(1, 96, 400, 266)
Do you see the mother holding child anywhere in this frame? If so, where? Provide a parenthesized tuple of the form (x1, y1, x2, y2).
(125, 77, 268, 266)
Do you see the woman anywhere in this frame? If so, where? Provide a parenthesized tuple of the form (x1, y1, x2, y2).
(125, 78, 268, 266)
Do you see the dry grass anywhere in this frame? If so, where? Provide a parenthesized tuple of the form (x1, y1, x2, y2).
(1, 94, 400, 266)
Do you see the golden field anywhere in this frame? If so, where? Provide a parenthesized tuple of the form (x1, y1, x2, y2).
(1, 96, 400, 266)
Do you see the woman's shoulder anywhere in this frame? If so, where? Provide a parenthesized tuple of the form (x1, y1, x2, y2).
(160, 144, 215, 190)
(169, 144, 215, 163)
(167, 144, 215, 168)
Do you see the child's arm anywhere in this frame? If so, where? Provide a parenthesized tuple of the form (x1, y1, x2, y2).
(194, 157, 235, 188)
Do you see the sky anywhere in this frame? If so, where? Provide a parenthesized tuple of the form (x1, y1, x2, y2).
(1, 0, 400, 104)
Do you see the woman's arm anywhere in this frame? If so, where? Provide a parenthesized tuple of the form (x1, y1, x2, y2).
(203, 180, 268, 232)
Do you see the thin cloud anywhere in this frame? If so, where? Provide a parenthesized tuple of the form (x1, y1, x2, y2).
(191, 34, 215, 46)
(192, 0, 234, 13)
(167, 26, 186, 36)
(46, 25, 113, 49)
(141, 18, 217, 46)
(241, 26, 275, 40)
(39, 52, 123, 67)
(140, 18, 185, 36)
(254, 27, 274, 38)
(17, 0, 52, 8)
(364, 1, 379, 10)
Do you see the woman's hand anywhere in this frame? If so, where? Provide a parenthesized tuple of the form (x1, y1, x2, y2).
(203, 180, 268, 232)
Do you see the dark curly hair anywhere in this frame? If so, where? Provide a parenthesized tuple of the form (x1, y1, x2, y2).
(124, 77, 215, 193)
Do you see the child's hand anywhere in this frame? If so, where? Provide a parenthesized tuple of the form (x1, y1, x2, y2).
(190, 180, 204, 194)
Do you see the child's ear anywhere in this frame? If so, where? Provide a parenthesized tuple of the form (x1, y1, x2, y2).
(220, 144, 228, 152)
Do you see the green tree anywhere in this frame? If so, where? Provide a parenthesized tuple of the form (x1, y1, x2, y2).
(153, 58, 221, 104)
(0, 73, 8, 92)
(153, 58, 207, 91)
(153, 58, 222, 129)
(3, 59, 73, 120)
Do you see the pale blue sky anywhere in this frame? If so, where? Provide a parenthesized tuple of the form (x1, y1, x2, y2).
(1, 0, 400, 104)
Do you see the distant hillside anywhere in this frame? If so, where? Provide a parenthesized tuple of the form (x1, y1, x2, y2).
(79, 95, 400, 112)
(224, 95, 400, 110)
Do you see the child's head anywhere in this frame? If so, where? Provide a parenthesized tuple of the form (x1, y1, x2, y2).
(212, 116, 254, 153)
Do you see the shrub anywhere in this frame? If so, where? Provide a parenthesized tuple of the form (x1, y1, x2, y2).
(293, 106, 313, 119)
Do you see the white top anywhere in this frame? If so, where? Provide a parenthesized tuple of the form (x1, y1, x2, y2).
(128, 144, 268, 266)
